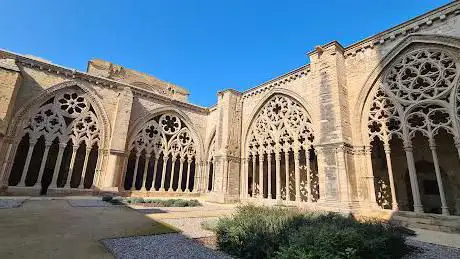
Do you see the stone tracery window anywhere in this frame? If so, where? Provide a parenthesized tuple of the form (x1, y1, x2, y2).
(367, 47, 460, 214)
(124, 113, 198, 192)
(8, 89, 102, 191)
(245, 94, 318, 202)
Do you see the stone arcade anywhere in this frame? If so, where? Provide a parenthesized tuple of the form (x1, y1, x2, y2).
(1, 2, 460, 219)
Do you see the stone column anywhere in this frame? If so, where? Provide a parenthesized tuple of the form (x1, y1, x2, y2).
(258, 154, 264, 198)
(429, 139, 449, 215)
(294, 149, 301, 202)
(285, 150, 290, 201)
(141, 154, 151, 191)
(78, 148, 92, 189)
(151, 154, 159, 191)
(185, 158, 192, 192)
(252, 155, 256, 197)
(383, 143, 399, 211)
(242, 158, 248, 198)
(267, 153, 272, 199)
(36, 141, 52, 187)
(18, 140, 36, 187)
(65, 145, 79, 188)
(177, 158, 185, 192)
(50, 142, 67, 188)
(403, 141, 423, 213)
(130, 153, 141, 191)
(275, 152, 281, 201)
(305, 148, 311, 202)
(168, 157, 177, 191)
(160, 155, 168, 191)
(364, 145, 377, 205)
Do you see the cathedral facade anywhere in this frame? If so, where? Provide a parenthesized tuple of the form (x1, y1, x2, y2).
(1, 2, 460, 216)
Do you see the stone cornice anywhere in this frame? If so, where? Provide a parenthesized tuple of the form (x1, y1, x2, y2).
(0, 49, 210, 115)
(0, 58, 20, 72)
(217, 88, 242, 96)
(242, 64, 310, 99)
(343, 1, 460, 57)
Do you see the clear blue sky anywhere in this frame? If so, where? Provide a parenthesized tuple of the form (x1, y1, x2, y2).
(0, 0, 452, 106)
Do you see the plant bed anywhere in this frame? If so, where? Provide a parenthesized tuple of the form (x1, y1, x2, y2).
(101, 196, 201, 207)
(215, 205, 413, 259)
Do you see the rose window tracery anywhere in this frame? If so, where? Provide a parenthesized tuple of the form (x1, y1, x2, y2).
(385, 49, 457, 103)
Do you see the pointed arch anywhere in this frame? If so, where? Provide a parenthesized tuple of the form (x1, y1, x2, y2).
(242, 89, 318, 203)
(6, 80, 109, 190)
(124, 107, 204, 192)
(7, 80, 110, 148)
(359, 34, 460, 214)
(242, 88, 316, 157)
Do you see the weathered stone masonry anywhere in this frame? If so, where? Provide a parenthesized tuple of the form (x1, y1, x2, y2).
(1, 2, 460, 216)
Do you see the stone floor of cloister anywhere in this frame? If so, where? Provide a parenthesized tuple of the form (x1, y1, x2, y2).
(0, 195, 459, 258)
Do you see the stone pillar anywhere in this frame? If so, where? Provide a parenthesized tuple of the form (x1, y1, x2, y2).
(383, 143, 399, 211)
(0, 59, 22, 138)
(308, 42, 354, 209)
(429, 139, 449, 215)
(0, 60, 22, 187)
(101, 87, 133, 191)
(403, 141, 423, 213)
(208, 89, 242, 203)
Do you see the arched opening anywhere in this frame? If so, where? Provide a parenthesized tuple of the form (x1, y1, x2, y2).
(366, 46, 460, 215)
(245, 94, 318, 203)
(124, 113, 199, 193)
(7, 88, 104, 193)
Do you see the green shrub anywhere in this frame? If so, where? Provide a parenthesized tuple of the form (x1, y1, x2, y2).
(101, 195, 113, 202)
(109, 198, 123, 205)
(172, 199, 188, 207)
(121, 198, 201, 207)
(215, 205, 410, 259)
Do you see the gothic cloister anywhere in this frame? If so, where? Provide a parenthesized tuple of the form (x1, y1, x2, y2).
(1, 1, 460, 225)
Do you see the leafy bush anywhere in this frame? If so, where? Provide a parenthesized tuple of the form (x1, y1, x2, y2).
(215, 205, 410, 259)
(117, 198, 202, 207)
(101, 195, 113, 202)
(109, 197, 123, 205)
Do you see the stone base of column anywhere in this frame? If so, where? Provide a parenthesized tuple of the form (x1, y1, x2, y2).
(207, 191, 240, 203)
(441, 207, 450, 216)
(413, 204, 424, 214)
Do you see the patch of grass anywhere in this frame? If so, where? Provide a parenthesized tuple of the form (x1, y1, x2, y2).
(215, 205, 411, 259)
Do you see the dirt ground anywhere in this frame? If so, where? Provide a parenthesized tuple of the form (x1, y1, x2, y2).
(0, 199, 177, 258)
